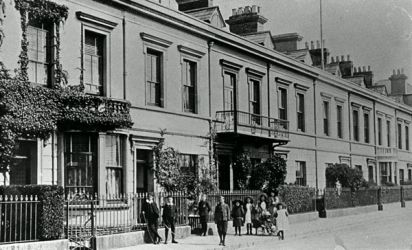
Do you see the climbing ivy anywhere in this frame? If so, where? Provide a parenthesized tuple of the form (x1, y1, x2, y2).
(0, 0, 132, 172)
(0, 70, 133, 171)
(14, 0, 69, 84)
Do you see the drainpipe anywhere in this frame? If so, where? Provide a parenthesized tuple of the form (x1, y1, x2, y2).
(348, 92, 352, 167)
(373, 100, 377, 182)
(208, 41, 214, 184)
(122, 15, 127, 100)
(267, 62, 271, 145)
(313, 79, 318, 190)
(51, 133, 55, 185)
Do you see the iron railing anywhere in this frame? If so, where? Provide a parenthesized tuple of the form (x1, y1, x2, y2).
(65, 192, 188, 239)
(215, 110, 289, 140)
(0, 195, 39, 244)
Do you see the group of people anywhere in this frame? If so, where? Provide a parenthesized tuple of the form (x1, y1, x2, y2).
(141, 194, 178, 245)
(198, 192, 289, 246)
(141, 192, 289, 246)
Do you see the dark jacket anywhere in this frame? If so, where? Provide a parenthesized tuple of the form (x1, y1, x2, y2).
(231, 205, 244, 218)
(198, 200, 211, 217)
(142, 200, 159, 222)
(162, 203, 177, 220)
(214, 202, 230, 223)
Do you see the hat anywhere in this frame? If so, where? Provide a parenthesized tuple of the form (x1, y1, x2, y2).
(232, 199, 243, 206)
(259, 193, 268, 201)
(276, 202, 287, 209)
(244, 196, 254, 204)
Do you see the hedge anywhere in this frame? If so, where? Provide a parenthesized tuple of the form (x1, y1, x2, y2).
(0, 185, 64, 240)
(278, 185, 316, 214)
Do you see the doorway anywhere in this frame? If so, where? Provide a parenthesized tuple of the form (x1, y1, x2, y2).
(135, 149, 153, 192)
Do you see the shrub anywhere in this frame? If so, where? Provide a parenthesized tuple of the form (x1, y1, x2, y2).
(325, 163, 367, 190)
(0, 185, 64, 240)
(277, 185, 315, 214)
(248, 155, 287, 192)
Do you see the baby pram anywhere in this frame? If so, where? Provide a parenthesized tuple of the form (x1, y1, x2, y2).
(259, 210, 277, 235)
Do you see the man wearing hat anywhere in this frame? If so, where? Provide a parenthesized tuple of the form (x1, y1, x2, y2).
(142, 193, 162, 244)
(214, 196, 230, 246)
(162, 195, 178, 244)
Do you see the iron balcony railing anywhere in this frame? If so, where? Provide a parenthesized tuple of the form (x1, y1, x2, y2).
(376, 146, 398, 157)
(215, 110, 289, 140)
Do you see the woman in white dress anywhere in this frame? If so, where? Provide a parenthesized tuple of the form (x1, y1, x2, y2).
(243, 197, 253, 235)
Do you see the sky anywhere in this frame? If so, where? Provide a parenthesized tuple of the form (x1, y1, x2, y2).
(214, 0, 412, 82)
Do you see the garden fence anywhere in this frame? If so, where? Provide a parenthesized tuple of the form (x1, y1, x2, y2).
(0, 195, 39, 244)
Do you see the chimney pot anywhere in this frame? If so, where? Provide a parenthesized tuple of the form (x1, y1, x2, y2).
(347, 55, 350, 61)
(232, 8, 237, 16)
(397, 69, 401, 75)
(341, 55, 345, 61)
(358, 66, 362, 72)
(257, 6, 261, 13)
(363, 66, 366, 72)
(251, 5, 257, 13)
(316, 40, 320, 49)
(322, 39, 326, 48)
(393, 69, 396, 75)
(311, 41, 314, 49)
(354, 67, 357, 73)
(368, 66, 371, 71)
(336, 56, 339, 62)
(237, 7, 244, 15)
(331, 57, 335, 63)
(244, 6, 251, 13)
(305, 41, 309, 49)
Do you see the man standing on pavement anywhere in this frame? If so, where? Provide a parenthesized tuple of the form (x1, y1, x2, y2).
(198, 194, 211, 236)
(214, 196, 230, 246)
(162, 195, 178, 244)
(142, 193, 162, 244)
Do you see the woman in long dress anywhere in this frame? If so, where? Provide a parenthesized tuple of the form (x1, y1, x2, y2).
(243, 197, 253, 235)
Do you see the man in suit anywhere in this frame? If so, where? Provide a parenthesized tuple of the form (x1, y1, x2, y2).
(198, 194, 211, 236)
(214, 196, 230, 246)
(162, 196, 178, 244)
(142, 193, 162, 244)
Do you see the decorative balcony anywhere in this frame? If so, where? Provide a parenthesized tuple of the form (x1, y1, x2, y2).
(376, 146, 398, 158)
(215, 111, 289, 142)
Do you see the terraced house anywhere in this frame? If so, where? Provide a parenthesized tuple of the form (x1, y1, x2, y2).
(0, 0, 411, 194)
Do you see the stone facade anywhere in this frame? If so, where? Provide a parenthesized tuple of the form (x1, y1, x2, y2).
(0, 0, 411, 193)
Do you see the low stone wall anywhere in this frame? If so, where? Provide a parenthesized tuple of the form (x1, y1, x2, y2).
(0, 239, 68, 250)
(288, 211, 319, 224)
(325, 204, 377, 218)
(95, 225, 191, 250)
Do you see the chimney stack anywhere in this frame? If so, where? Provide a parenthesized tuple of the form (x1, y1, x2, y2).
(389, 68, 408, 95)
(176, 0, 213, 11)
(226, 5, 268, 35)
(308, 40, 329, 67)
(272, 33, 303, 52)
(353, 65, 374, 87)
(338, 54, 353, 78)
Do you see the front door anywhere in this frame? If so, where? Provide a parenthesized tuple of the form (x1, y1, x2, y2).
(136, 149, 153, 192)
(218, 155, 231, 190)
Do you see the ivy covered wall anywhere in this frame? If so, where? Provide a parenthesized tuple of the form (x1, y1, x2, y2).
(0, 0, 133, 173)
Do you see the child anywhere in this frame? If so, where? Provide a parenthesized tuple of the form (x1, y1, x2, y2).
(243, 197, 253, 235)
(251, 204, 261, 235)
(274, 202, 289, 240)
(231, 200, 244, 236)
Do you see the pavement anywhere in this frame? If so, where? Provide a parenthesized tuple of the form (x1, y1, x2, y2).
(112, 201, 412, 250)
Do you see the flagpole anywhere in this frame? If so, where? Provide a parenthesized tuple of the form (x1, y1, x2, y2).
(320, 0, 324, 70)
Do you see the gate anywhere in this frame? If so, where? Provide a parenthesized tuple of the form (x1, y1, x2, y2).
(65, 194, 96, 250)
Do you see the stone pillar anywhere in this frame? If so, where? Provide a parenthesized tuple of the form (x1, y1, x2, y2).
(98, 132, 106, 196)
